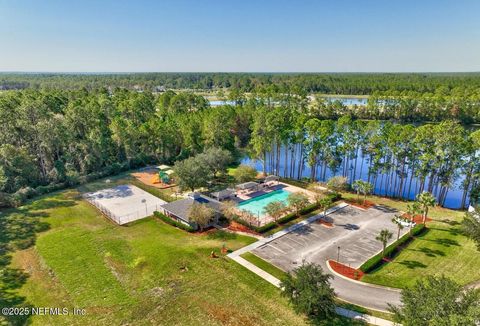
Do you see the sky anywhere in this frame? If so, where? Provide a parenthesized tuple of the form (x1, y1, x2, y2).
(0, 0, 479, 72)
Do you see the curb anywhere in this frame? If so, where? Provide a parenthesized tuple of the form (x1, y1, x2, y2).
(326, 260, 401, 293)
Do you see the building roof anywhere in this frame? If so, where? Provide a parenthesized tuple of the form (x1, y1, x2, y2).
(157, 164, 171, 170)
(235, 182, 258, 190)
(211, 188, 235, 199)
(265, 175, 280, 182)
(161, 193, 221, 223)
(165, 169, 175, 175)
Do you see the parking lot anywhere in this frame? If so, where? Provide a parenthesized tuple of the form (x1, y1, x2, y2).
(252, 205, 407, 271)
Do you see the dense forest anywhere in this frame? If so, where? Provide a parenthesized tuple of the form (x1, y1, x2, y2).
(0, 86, 479, 209)
(2, 72, 480, 94)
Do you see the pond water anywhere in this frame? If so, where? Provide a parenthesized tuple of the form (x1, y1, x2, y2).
(209, 100, 236, 106)
(323, 97, 368, 106)
(242, 145, 468, 209)
(209, 97, 368, 107)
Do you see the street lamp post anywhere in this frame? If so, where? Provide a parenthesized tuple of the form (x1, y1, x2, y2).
(337, 246, 341, 263)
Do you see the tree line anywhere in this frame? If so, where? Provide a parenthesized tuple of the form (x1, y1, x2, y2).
(250, 100, 480, 209)
(2, 72, 480, 94)
(0, 87, 478, 208)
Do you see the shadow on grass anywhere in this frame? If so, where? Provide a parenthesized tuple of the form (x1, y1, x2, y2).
(415, 247, 446, 257)
(433, 238, 460, 247)
(309, 315, 367, 325)
(207, 230, 237, 241)
(27, 198, 77, 211)
(398, 260, 427, 269)
(439, 219, 461, 227)
(0, 198, 54, 324)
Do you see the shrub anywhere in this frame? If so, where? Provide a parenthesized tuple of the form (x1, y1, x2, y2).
(326, 176, 349, 192)
(154, 211, 195, 232)
(233, 165, 258, 183)
(9, 192, 25, 207)
(360, 224, 426, 273)
(279, 178, 309, 189)
(16, 186, 37, 199)
(0, 192, 12, 208)
(65, 170, 80, 186)
(256, 222, 277, 233)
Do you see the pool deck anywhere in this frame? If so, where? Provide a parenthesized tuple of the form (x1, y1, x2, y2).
(236, 182, 314, 201)
(234, 182, 315, 226)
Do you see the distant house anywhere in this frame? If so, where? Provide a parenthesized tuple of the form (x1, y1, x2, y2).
(160, 193, 222, 229)
(153, 85, 166, 93)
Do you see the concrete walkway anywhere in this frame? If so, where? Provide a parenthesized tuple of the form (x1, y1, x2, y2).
(228, 202, 398, 326)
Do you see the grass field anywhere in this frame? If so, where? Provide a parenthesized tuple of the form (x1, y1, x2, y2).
(1, 180, 316, 325)
(239, 251, 392, 322)
(340, 192, 480, 289)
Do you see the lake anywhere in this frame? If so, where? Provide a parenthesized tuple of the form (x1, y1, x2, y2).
(209, 100, 236, 106)
(323, 97, 368, 106)
(208, 97, 368, 107)
(242, 145, 468, 209)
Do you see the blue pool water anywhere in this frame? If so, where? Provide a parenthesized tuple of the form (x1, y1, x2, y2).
(237, 189, 291, 217)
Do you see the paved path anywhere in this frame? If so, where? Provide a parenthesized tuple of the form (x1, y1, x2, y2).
(228, 203, 398, 326)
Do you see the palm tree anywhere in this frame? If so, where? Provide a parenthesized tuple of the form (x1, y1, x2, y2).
(416, 192, 436, 225)
(406, 202, 420, 236)
(352, 180, 374, 204)
(391, 216, 405, 240)
(376, 229, 393, 258)
(318, 197, 333, 217)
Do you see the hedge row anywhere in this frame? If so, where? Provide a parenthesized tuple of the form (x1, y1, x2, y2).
(154, 211, 195, 232)
(360, 224, 427, 273)
(278, 177, 310, 189)
(0, 161, 149, 208)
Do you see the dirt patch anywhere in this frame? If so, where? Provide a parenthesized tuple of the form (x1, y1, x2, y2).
(329, 260, 364, 281)
(201, 301, 258, 326)
(227, 221, 260, 236)
(345, 199, 376, 210)
(402, 213, 432, 224)
(131, 170, 176, 189)
(12, 247, 72, 303)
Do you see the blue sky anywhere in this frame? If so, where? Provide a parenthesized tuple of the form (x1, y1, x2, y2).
(1, 0, 479, 72)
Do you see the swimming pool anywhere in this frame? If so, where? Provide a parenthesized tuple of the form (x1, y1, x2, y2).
(237, 189, 291, 217)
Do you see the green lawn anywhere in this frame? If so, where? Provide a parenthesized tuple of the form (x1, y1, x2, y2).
(1, 186, 313, 325)
(240, 252, 287, 280)
(340, 192, 480, 289)
(238, 253, 367, 325)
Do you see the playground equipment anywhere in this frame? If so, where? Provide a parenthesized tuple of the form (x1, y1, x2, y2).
(151, 169, 171, 184)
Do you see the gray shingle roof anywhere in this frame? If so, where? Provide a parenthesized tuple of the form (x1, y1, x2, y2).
(161, 194, 221, 223)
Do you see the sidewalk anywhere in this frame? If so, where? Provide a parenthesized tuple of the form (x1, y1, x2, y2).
(228, 202, 398, 326)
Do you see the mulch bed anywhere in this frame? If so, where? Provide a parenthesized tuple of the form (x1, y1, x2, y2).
(329, 260, 364, 280)
(227, 221, 260, 236)
(317, 219, 334, 228)
(345, 199, 376, 210)
(192, 227, 218, 236)
(131, 171, 177, 189)
(401, 213, 432, 224)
